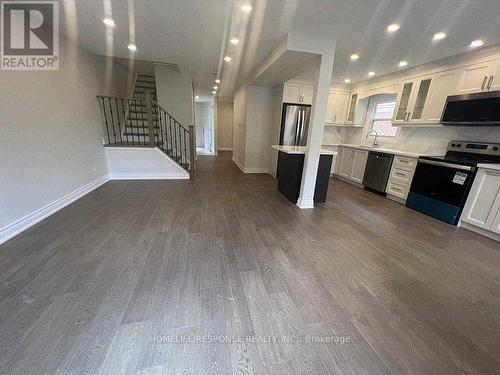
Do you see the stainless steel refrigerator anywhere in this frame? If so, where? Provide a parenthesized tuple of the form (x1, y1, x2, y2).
(279, 104, 311, 146)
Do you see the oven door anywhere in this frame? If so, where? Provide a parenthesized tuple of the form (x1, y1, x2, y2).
(406, 159, 475, 225)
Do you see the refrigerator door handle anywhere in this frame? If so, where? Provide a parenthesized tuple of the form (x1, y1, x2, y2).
(296, 109, 302, 145)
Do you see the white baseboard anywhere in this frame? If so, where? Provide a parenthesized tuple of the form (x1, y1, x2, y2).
(108, 172, 189, 180)
(244, 167, 269, 174)
(296, 198, 314, 209)
(232, 157, 245, 173)
(218, 147, 233, 151)
(0, 175, 109, 245)
(459, 221, 500, 242)
(231, 157, 268, 174)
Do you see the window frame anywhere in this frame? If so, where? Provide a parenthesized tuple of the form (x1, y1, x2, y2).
(365, 94, 399, 140)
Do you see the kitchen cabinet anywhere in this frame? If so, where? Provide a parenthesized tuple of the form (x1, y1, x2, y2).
(454, 59, 500, 94)
(422, 70, 459, 123)
(385, 155, 418, 202)
(325, 90, 350, 124)
(283, 82, 313, 104)
(488, 60, 500, 91)
(393, 80, 414, 124)
(461, 168, 500, 234)
(336, 147, 368, 183)
(346, 93, 358, 123)
(392, 76, 434, 125)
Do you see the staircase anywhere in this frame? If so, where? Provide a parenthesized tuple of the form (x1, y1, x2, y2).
(123, 74, 159, 144)
(97, 74, 196, 178)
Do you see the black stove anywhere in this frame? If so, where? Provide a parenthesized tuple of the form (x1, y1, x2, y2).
(407, 141, 500, 225)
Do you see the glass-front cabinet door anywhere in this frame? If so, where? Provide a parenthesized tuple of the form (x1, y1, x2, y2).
(411, 78, 431, 120)
(394, 82, 413, 122)
(347, 93, 358, 123)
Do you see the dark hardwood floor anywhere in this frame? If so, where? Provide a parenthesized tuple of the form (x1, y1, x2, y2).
(1, 151, 499, 374)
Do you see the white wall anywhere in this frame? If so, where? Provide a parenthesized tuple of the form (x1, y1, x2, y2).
(232, 85, 247, 168)
(105, 147, 189, 179)
(154, 64, 194, 127)
(0, 37, 127, 241)
(216, 100, 234, 151)
(245, 86, 274, 173)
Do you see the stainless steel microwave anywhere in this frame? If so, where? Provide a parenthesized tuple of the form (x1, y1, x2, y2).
(441, 90, 500, 126)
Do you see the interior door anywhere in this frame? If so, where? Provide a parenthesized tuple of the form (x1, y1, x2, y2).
(202, 107, 213, 151)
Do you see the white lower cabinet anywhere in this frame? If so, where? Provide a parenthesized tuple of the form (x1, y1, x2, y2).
(336, 147, 368, 184)
(461, 168, 500, 238)
(385, 155, 418, 202)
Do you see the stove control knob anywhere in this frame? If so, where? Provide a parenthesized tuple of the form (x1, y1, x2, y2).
(493, 146, 499, 151)
(456, 144, 462, 148)
(451, 143, 456, 147)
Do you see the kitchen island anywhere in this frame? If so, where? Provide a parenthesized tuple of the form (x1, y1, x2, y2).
(272, 145, 337, 204)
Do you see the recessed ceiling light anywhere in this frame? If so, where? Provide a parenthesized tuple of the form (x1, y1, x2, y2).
(215, 79, 221, 84)
(212, 91, 217, 95)
(433, 32, 446, 41)
(387, 24, 400, 32)
(368, 71, 375, 77)
(344, 78, 351, 83)
(399, 60, 408, 67)
(350, 54, 359, 61)
(213, 86, 218, 90)
(224, 56, 232, 62)
(195, 95, 199, 99)
(470, 39, 484, 48)
(230, 38, 240, 45)
(127, 43, 137, 51)
(103, 17, 115, 26)
(241, 4, 252, 12)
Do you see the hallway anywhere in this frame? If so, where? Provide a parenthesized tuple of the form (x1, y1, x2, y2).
(0, 152, 499, 374)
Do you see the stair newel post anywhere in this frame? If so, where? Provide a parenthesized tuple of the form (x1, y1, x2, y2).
(189, 125, 196, 179)
(144, 90, 155, 146)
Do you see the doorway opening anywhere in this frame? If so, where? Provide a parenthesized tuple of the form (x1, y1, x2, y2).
(195, 99, 215, 155)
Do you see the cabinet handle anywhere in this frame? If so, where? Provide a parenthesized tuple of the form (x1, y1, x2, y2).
(487, 75, 494, 90)
(395, 172, 406, 176)
(392, 187, 402, 192)
(481, 76, 488, 91)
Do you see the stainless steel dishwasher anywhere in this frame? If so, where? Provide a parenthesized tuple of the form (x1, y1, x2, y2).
(362, 151, 394, 194)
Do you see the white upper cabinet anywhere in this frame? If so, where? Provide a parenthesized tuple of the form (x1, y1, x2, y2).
(454, 60, 497, 94)
(301, 85, 314, 104)
(422, 70, 459, 123)
(325, 90, 350, 124)
(283, 82, 313, 104)
(283, 83, 303, 103)
(488, 60, 500, 92)
(346, 93, 358, 124)
(392, 80, 416, 124)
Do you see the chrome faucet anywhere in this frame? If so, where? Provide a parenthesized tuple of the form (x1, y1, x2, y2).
(366, 130, 379, 147)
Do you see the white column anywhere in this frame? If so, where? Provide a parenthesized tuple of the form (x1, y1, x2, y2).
(296, 51, 335, 209)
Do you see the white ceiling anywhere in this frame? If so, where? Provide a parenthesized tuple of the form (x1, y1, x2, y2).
(62, 0, 500, 100)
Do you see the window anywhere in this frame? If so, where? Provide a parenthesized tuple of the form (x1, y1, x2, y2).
(371, 99, 397, 137)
